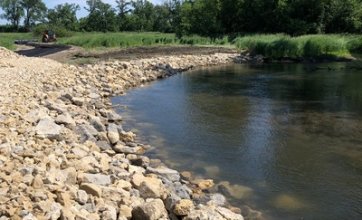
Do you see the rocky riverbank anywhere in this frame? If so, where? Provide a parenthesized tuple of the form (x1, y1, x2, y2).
(0, 47, 252, 220)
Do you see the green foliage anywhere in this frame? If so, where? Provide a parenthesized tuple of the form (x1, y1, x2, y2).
(32, 24, 73, 38)
(347, 36, 362, 52)
(1, 0, 361, 37)
(47, 3, 80, 31)
(0, 0, 24, 29)
(81, 0, 118, 32)
(178, 0, 222, 37)
(302, 35, 349, 57)
(21, 0, 47, 28)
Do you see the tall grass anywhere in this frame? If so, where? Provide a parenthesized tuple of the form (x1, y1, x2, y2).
(58, 32, 229, 49)
(233, 34, 361, 59)
(347, 35, 362, 53)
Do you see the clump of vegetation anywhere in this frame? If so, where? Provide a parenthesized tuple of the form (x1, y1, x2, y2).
(234, 34, 356, 59)
(347, 36, 362, 53)
(32, 24, 73, 38)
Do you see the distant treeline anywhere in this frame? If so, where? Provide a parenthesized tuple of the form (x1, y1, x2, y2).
(1, 0, 362, 36)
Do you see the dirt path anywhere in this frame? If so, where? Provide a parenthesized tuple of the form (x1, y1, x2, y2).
(15, 44, 238, 64)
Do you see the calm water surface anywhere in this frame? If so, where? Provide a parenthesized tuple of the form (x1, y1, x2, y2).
(112, 63, 362, 219)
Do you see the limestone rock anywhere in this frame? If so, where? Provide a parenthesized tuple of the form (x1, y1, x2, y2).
(72, 97, 85, 106)
(35, 118, 63, 140)
(180, 171, 192, 181)
(76, 190, 89, 205)
(79, 173, 112, 186)
(107, 111, 122, 122)
(119, 205, 132, 220)
(90, 116, 106, 132)
(107, 123, 119, 144)
(76, 124, 98, 143)
(96, 141, 112, 151)
(102, 205, 117, 220)
(131, 173, 146, 188)
(173, 199, 194, 216)
(113, 144, 144, 155)
(132, 199, 168, 220)
(55, 113, 76, 128)
(24, 108, 49, 123)
(138, 177, 167, 199)
(208, 193, 227, 206)
(32, 174, 43, 189)
(80, 183, 102, 197)
(194, 179, 214, 190)
(119, 131, 135, 142)
(45, 202, 62, 220)
(147, 166, 180, 182)
(216, 207, 244, 220)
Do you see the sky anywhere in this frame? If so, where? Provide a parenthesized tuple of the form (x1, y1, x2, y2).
(0, 0, 163, 25)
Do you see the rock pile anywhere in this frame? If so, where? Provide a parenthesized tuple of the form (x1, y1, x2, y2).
(0, 47, 246, 220)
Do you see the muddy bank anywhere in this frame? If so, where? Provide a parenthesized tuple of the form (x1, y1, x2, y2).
(0, 47, 260, 220)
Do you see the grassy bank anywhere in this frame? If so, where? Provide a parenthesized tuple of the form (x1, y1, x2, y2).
(233, 34, 362, 59)
(0, 32, 361, 60)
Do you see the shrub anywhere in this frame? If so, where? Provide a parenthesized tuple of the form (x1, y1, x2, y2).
(32, 24, 73, 38)
(234, 34, 352, 59)
(347, 36, 362, 53)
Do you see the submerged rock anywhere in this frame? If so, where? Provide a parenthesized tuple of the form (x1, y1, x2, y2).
(173, 199, 194, 216)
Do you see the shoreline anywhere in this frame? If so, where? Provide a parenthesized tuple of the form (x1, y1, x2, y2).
(0, 47, 252, 219)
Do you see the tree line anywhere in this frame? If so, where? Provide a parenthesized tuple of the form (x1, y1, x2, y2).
(1, 0, 362, 36)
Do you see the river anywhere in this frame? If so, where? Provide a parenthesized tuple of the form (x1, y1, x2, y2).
(112, 62, 362, 219)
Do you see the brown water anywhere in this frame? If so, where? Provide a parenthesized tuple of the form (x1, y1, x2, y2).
(112, 62, 362, 219)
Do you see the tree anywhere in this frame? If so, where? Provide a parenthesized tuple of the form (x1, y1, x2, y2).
(47, 3, 80, 31)
(153, 5, 172, 32)
(83, 0, 118, 32)
(84, 0, 102, 13)
(324, 0, 362, 33)
(0, 0, 24, 29)
(116, 0, 132, 30)
(126, 0, 156, 31)
(164, 0, 183, 33)
(21, 0, 47, 28)
(179, 0, 222, 36)
(116, 0, 132, 17)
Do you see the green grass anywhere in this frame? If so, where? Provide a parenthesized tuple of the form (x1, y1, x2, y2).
(0, 32, 33, 50)
(233, 34, 362, 59)
(57, 32, 230, 49)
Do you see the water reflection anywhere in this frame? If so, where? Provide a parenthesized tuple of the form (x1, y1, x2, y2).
(113, 63, 362, 220)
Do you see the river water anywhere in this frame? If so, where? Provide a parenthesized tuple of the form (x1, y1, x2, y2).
(112, 62, 362, 219)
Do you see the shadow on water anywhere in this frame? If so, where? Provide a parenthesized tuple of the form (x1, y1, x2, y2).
(112, 62, 362, 220)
